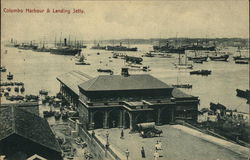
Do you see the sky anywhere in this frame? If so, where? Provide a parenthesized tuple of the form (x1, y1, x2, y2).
(1, 0, 249, 41)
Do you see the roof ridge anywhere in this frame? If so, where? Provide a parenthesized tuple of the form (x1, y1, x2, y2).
(15, 132, 61, 153)
(11, 106, 16, 133)
(86, 76, 100, 90)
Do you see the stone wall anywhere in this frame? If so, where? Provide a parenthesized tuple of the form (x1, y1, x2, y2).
(79, 128, 121, 160)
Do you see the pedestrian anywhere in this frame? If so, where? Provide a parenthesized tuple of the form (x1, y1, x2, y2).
(120, 129, 124, 139)
(158, 140, 162, 150)
(155, 141, 159, 150)
(154, 150, 159, 160)
(141, 147, 146, 158)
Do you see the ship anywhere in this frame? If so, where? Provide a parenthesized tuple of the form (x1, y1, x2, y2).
(18, 42, 38, 50)
(50, 38, 81, 55)
(35, 43, 51, 52)
(184, 45, 215, 51)
(190, 70, 211, 76)
(107, 42, 137, 51)
(233, 47, 250, 61)
(91, 43, 106, 50)
(5, 38, 20, 48)
(153, 43, 185, 54)
(187, 51, 208, 62)
(209, 54, 229, 61)
(125, 56, 143, 64)
(174, 52, 193, 69)
(235, 59, 249, 64)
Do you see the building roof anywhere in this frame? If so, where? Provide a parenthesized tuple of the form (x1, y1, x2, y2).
(0, 106, 61, 153)
(57, 70, 93, 94)
(172, 88, 195, 98)
(78, 74, 172, 91)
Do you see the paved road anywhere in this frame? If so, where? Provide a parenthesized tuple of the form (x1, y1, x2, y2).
(95, 125, 248, 160)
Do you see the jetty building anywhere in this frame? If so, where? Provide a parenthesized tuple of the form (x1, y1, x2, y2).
(57, 69, 199, 130)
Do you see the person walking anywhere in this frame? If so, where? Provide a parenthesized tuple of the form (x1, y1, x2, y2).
(141, 147, 146, 158)
(154, 150, 159, 160)
(120, 129, 124, 139)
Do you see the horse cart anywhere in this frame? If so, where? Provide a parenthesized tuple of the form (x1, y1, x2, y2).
(137, 122, 163, 138)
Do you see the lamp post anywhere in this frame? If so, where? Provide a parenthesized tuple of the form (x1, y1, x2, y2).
(106, 131, 109, 147)
(125, 149, 129, 160)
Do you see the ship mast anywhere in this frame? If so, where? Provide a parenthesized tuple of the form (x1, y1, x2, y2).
(60, 32, 62, 46)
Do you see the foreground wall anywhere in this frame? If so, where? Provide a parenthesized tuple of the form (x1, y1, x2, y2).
(79, 127, 121, 160)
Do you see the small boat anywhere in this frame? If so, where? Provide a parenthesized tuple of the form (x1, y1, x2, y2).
(190, 70, 211, 76)
(142, 52, 155, 57)
(125, 56, 143, 64)
(142, 66, 151, 72)
(20, 86, 25, 93)
(158, 54, 173, 58)
(4, 92, 9, 97)
(14, 87, 19, 92)
(174, 64, 193, 69)
(7, 72, 13, 80)
(75, 54, 90, 65)
(236, 89, 250, 99)
(187, 56, 208, 61)
(209, 54, 229, 61)
(193, 59, 203, 64)
(6, 87, 11, 92)
(0, 66, 7, 72)
(97, 69, 113, 74)
(112, 53, 118, 58)
(235, 59, 249, 64)
(39, 89, 48, 95)
(172, 84, 192, 89)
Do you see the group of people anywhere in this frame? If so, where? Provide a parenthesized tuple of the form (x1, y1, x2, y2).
(140, 140, 163, 159)
(120, 129, 163, 159)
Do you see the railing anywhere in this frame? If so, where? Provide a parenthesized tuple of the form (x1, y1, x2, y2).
(80, 128, 121, 160)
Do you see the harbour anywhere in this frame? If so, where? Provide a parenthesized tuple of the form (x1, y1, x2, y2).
(1, 44, 249, 113)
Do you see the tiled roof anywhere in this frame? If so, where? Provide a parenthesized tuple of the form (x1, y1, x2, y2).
(57, 70, 92, 94)
(0, 106, 61, 153)
(78, 74, 172, 91)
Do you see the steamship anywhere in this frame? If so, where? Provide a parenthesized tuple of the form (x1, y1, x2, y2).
(50, 38, 81, 55)
(107, 42, 137, 51)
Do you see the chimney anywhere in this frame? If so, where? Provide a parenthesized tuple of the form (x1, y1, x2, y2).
(121, 68, 129, 76)
(64, 38, 67, 46)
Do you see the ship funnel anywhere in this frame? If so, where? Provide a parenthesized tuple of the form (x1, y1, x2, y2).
(64, 38, 67, 46)
(120, 42, 122, 46)
(121, 68, 129, 77)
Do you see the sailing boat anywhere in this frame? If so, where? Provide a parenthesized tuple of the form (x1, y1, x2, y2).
(173, 70, 192, 89)
(174, 52, 193, 69)
(187, 50, 208, 62)
(75, 51, 90, 65)
(233, 47, 249, 61)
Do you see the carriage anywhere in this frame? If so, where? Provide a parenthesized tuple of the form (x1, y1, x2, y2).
(137, 122, 163, 138)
